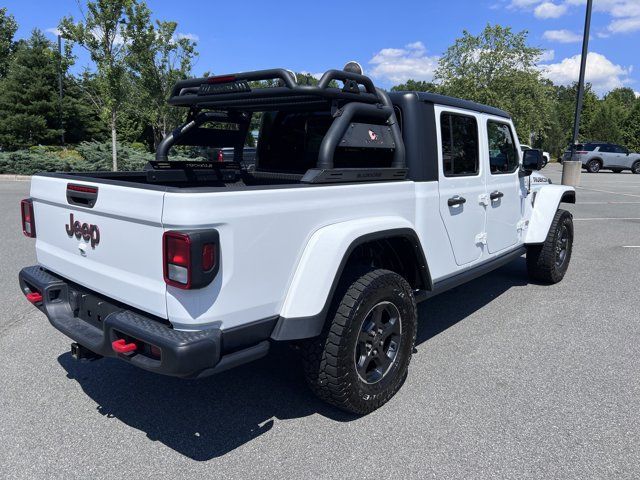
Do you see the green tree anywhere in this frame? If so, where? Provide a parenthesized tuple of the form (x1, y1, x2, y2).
(0, 30, 63, 149)
(435, 24, 552, 143)
(0, 7, 18, 77)
(126, 5, 197, 148)
(391, 80, 438, 92)
(60, 0, 146, 170)
(586, 100, 623, 144)
(604, 87, 637, 110)
(545, 82, 598, 158)
(622, 100, 640, 152)
(63, 74, 109, 143)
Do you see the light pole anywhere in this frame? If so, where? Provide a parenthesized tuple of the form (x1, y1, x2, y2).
(562, 0, 593, 186)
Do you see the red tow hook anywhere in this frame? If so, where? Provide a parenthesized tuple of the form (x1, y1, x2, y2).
(26, 292, 43, 304)
(112, 339, 137, 354)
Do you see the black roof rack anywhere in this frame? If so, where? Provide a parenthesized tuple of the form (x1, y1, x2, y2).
(168, 68, 381, 111)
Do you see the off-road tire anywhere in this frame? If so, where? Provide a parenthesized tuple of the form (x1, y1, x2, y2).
(526, 209, 573, 284)
(632, 161, 640, 175)
(587, 159, 602, 173)
(301, 268, 417, 415)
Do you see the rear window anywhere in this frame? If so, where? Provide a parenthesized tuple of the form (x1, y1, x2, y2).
(440, 112, 479, 177)
(574, 144, 598, 151)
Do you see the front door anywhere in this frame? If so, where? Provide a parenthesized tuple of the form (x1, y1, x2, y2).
(484, 119, 522, 254)
(436, 108, 486, 266)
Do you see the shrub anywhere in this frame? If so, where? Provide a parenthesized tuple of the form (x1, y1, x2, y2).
(0, 141, 208, 174)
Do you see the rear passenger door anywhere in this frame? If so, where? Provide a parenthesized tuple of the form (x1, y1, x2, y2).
(436, 107, 486, 266)
(484, 119, 522, 254)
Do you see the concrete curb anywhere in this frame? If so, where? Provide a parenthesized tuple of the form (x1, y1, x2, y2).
(0, 174, 31, 181)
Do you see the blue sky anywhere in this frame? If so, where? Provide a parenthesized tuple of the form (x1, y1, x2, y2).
(4, 0, 640, 96)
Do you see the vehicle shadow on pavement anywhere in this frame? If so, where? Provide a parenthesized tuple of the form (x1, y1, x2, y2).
(415, 257, 528, 345)
(57, 257, 528, 461)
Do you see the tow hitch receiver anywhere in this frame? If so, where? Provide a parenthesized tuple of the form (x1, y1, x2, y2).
(112, 338, 138, 354)
(71, 342, 103, 361)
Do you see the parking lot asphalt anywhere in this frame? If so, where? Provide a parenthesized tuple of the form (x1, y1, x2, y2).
(1, 164, 639, 479)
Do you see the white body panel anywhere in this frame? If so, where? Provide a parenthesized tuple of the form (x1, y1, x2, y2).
(31, 176, 168, 318)
(162, 182, 417, 330)
(434, 105, 486, 266)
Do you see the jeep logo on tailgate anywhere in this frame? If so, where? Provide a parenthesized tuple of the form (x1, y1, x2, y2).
(65, 213, 100, 248)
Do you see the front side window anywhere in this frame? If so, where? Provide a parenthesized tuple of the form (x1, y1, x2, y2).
(440, 113, 479, 177)
(487, 121, 519, 174)
(613, 145, 627, 154)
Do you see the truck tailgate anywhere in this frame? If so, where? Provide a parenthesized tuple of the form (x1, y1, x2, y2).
(30, 175, 167, 318)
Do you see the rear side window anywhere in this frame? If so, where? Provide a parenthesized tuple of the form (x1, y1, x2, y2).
(487, 121, 519, 174)
(440, 113, 479, 177)
(599, 145, 613, 153)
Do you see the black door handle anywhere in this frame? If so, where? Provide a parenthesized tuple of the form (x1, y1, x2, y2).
(448, 195, 467, 207)
(490, 191, 504, 200)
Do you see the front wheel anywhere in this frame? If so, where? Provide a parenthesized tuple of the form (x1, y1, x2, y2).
(587, 159, 602, 173)
(301, 268, 417, 415)
(526, 209, 574, 284)
(632, 161, 640, 175)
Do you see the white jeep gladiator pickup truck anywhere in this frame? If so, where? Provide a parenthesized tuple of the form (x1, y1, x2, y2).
(19, 66, 575, 414)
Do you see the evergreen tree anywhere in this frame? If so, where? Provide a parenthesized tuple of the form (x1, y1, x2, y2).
(0, 30, 62, 150)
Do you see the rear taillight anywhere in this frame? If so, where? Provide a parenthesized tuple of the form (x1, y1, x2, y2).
(163, 230, 219, 289)
(575, 151, 587, 154)
(21, 198, 36, 237)
(164, 232, 191, 287)
(217, 150, 224, 162)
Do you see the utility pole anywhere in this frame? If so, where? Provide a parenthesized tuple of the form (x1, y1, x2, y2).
(58, 34, 65, 146)
(562, 0, 593, 186)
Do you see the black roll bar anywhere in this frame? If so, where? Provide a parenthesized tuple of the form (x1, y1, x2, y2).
(156, 111, 247, 162)
(317, 103, 392, 170)
(316, 88, 405, 170)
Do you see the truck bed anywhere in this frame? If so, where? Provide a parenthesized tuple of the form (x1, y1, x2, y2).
(38, 169, 308, 192)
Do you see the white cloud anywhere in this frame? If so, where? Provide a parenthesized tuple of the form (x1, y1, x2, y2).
(368, 41, 439, 84)
(534, 2, 569, 18)
(538, 49, 555, 62)
(635, 91, 640, 98)
(543, 29, 583, 43)
(608, 16, 640, 33)
(540, 51, 633, 94)
(176, 32, 199, 42)
(514, 0, 640, 35)
(45, 27, 61, 37)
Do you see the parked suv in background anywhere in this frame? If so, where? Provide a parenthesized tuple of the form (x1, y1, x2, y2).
(563, 142, 640, 174)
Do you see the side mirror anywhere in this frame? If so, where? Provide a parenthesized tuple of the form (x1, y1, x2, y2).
(522, 149, 544, 172)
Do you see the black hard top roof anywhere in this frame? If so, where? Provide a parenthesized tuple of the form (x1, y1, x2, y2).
(389, 91, 511, 119)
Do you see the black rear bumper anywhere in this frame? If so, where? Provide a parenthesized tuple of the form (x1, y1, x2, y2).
(18, 265, 274, 378)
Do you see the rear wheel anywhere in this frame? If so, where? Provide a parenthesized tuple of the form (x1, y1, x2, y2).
(301, 268, 417, 415)
(632, 161, 640, 175)
(587, 159, 602, 173)
(526, 209, 573, 284)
